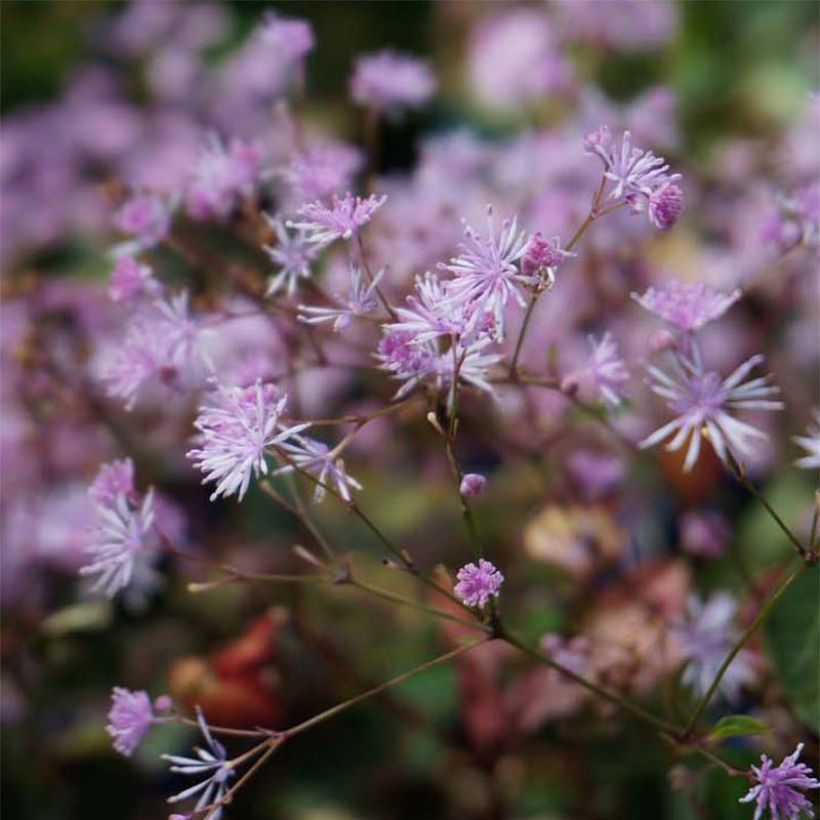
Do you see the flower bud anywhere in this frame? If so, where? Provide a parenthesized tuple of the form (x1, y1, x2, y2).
(460, 473, 486, 497)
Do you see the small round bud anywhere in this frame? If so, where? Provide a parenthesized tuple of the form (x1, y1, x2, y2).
(560, 375, 579, 396)
(154, 695, 174, 712)
(460, 473, 486, 497)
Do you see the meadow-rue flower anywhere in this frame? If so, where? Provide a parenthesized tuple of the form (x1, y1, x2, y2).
(185, 135, 262, 221)
(460, 473, 486, 497)
(89, 458, 136, 506)
(441, 205, 530, 338)
(675, 593, 756, 701)
(109, 256, 160, 303)
(647, 181, 683, 230)
(163, 707, 234, 820)
(454, 559, 504, 608)
(793, 410, 820, 469)
(273, 434, 362, 503)
(641, 352, 782, 471)
(188, 380, 309, 502)
(632, 280, 742, 332)
(298, 265, 385, 331)
(740, 743, 820, 820)
(388, 272, 470, 344)
(263, 216, 318, 297)
(107, 687, 160, 757)
(113, 192, 171, 247)
(289, 192, 387, 246)
(283, 141, 363, 203)
(520, 232, 572, 288)
(350, 50, 436, 112)
(79, 489, 157, 598)
(585, 332, 630, 406)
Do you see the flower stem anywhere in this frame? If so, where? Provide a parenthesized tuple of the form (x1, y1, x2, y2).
(682, 561, 809, 738)
(283, 639, 487, 739)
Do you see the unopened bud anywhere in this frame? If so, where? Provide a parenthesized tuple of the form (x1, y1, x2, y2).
(460, 473, 487, 497)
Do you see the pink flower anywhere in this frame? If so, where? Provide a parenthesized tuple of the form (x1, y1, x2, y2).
(89, 459, 136, 506)
(107, 687, 160, 757)
(109, 257, 160, 303)
(113, 193, 171, 247)
(289, 192, 387, 246)
(454, 559, 504, 609)
(520, 232, 572, 286)
(460, 473, 487, 497)
(585, 332, 629, 406)
(632, 280, 742, 332)
(350, 50, 436, 112)
(185, 136, 262, 221)
(263, 216, 318, 297)
(740, 743, 820, 820)
(648, 182, 683, 230)
(283, 141, 363, 203)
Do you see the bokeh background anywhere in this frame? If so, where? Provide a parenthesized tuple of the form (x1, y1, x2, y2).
(2, 2, 818, 820)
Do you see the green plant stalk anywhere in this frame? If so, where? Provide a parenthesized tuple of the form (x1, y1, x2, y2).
(683, 561, 809, 737)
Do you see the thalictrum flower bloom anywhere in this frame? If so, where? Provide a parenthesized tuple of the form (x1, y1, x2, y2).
(641, 352, 782, 472)
(675, 593, 755, 701)
(454, 559, 504, 609)
(185, 135, 262, 221)
(107, 687, 159, 757)
(89, 458, 136, 506)
(187, 380, 308, 502)
(109, 257, 160, 303)
(273, 434, 362, 503)
(298, 265, 385, 331)
(388, 272, 470, 344)
(263, 216, 318, 297)
(350, 50, 436, 112)
(740, 743, 820, 820)
(288, 192, 387, 246)
(520, 232, 572, 288)
(79, 489, 157, 598)
(585, 332, 629, 406)
(441, 205, 530, 337)
(163, 707, 234, 820)
(113, 192, 171, 248)
(283, 141, 363, 203)
(648, 181, 683, 230)
(632, 280, 742, 332)
(793, 410, 820, 469)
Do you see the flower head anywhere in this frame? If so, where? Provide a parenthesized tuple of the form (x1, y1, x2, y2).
(79, 489, 157, 598)
(454, 559, 504, 609)
(288, 192, 387, 246)
(633, 280, 742, 332)
(350, 50, 436, 112)
(185, 135, 262, 221)
(740, 743, 820, 820)
(110, 257, 160, 303)
(648, 182, 683, 230)
(107, 687, 157, 757)
(298, 265, 385, 331)
(520, 232, 572, 287)
(460, 473, 487, 497)
(187, 380, 308, 502)
(163, 707, 234, 820)
(794, 410, 820, 469)
(283, 141, 363, 203)
(641, 352, 782, 472)
(113, 193, 171, 247)
(586, 332, 629, 407)
(89, 458, 136, 506)
(675, 593, 756, 701)
(263, 216, 318, 297)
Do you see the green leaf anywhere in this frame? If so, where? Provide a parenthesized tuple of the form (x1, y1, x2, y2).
(709, 715, 768, 742)
(764, 565, 820, 733)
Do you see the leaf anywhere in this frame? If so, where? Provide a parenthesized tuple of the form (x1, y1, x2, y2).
(764, 565, 820, 733)
(709, 715, 768, 742)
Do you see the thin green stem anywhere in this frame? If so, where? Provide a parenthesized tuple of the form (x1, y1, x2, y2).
(683, 561, 809, 737)
(347, 577, 489, 632)
(283, 639, 486, 739)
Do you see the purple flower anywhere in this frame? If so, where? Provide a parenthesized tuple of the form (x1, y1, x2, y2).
(350, 50, 436, 112)
(113, 193, 171, 247)
(283, 141, 363, 203)
(586, 332, 629, 406)
(298, 265, 385, 331)
(163, 707, 234, 820)
(263, 216, 318, 297)
(375, 330, 437, 399)
(107, 687, 157, 757)
(740, 743, 820, 820)
(273, 434, 362, 503)
(187, 380, 309, 502)
(441, 205, 530, 338)
(520, 232, 572, 287)
(288, 192, 387, 246)
(675, 593, 756, 701)
(641, 352, 782, 471)
(79, 489, 157, 598)
(185, 136, 262, 221)
(794, 410, 820, 469)
(109, 257, 160, 303)
(680, 511, 730, 559)
(454, 559, 504, 609)
(89, 458, 136, 506)
(460, 473, 487, 497)
(648, 182, 683, 230)
(632, 280, 742, 332)
(258, 11, 314, 62)
(389, 272, 470, 344)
